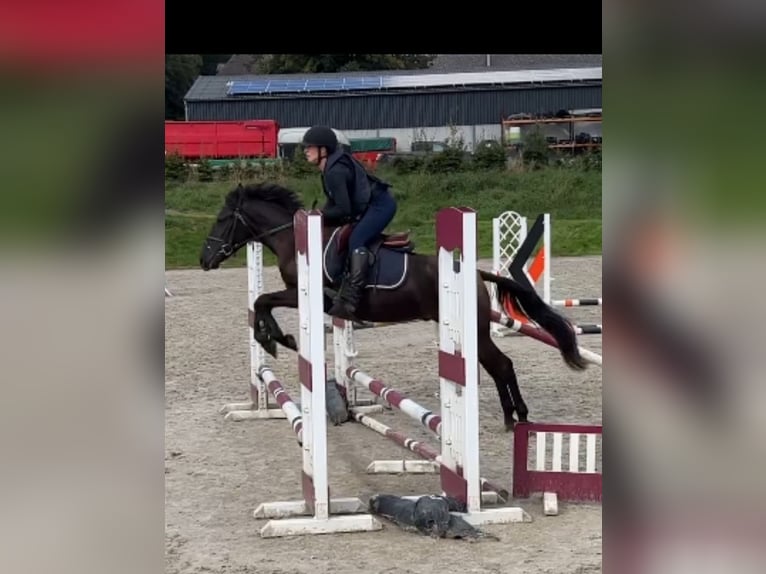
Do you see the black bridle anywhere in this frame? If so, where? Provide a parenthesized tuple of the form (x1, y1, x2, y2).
(205, 205, 293, 260)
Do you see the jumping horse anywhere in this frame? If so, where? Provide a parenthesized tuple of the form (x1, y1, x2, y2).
(200, 183, 588, 430)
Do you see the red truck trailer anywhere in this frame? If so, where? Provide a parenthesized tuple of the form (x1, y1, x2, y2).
(164, 120, 280, 159)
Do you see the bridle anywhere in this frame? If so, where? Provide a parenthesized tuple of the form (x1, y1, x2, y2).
(205, 202, 293, 260)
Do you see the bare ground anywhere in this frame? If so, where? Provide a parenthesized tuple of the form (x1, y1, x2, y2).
(165, 256, 602, 574)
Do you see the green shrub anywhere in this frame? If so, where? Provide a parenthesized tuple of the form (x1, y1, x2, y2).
(473, 140, 507, 170)
(197, 158, 214, 182)
(391, 155, 424, 174)
(521, 127, 551, 169)
(215, 163, 233, 181)
(165, 151, 187, 182)
(425, 148, 465, 173)
(287, 146, 315, 177)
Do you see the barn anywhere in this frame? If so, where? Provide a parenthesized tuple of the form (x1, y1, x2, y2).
(183, 54, 602, 152)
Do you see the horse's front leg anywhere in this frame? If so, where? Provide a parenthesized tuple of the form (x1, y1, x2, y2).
(252, 288, 299, 358)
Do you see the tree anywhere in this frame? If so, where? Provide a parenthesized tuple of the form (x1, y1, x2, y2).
(165, 54, 203, 120)
(216, 54, 265, 74)
(256, 54, 436, 74)
(200, 54, 232, 75)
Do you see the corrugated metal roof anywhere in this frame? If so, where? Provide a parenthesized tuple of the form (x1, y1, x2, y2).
(428, 54, 602, 72)
(187, 67, 602, 101)
(383, 67, 602, 87)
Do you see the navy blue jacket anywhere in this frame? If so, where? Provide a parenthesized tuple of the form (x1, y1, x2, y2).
(321, 150, 390, 225)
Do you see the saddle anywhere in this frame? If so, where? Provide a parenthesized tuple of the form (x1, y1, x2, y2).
(322, 223, 414, 290)
(335, 223, 413, 254)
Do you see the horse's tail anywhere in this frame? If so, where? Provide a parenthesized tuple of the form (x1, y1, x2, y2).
(480, 271, 588, 371)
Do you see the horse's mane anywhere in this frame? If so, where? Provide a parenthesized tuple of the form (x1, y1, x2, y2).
(226, 182, 305, 215)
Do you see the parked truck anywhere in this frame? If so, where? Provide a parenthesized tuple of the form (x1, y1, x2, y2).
(164, 120, 280, 159)
(165, 121, 394, 171)
(349, 137, 397, 170)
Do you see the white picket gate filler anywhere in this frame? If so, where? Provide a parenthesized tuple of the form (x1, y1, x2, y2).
(335, 206, 531, 526)
(491, 211, 602, 336)
(490, 211, 551, 336)
(251, 210, 382, 538)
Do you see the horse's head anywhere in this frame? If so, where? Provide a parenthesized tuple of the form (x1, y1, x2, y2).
(200, 182, 303, 270)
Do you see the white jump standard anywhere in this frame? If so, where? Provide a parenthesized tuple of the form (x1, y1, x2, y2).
(219, 243, 290, 421)
(252, 210, 382, 538)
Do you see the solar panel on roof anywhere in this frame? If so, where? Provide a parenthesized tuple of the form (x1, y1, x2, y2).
(225, 67, 601, 96)
(228, 75, 382, 95)
(227, 81, 269, 95)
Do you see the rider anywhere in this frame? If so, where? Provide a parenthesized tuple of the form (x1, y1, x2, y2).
(301, 125, 397, 319)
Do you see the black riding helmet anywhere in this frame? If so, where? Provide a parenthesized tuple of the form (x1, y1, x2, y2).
(302, 126, 338, 153)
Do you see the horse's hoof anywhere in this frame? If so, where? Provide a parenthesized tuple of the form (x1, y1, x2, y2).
(264, 340, 278, 358)
(284, 334, 297, 351)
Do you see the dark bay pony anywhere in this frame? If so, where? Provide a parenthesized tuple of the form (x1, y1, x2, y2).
(200, 182, 588, 430)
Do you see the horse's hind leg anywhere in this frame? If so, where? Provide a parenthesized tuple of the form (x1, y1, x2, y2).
(477, 329, 529, 431)
(476, 279, 528, 430)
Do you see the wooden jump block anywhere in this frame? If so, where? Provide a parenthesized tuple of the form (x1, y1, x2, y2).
(543, 491, 559, 516)
(366, 460, 439, 474)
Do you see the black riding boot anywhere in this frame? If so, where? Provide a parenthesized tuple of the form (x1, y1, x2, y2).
(328, 247, 369, 319)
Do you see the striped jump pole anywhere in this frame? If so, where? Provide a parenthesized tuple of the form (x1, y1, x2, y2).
(256, 366, 303, 445)
(350, 410, 509, 503)
(575, 324, 602, 335)
(252, 210, 382, 538)
(342, 371, 508, 503)
(346, 367, 442, 437)
(552, 298, 602, 307)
